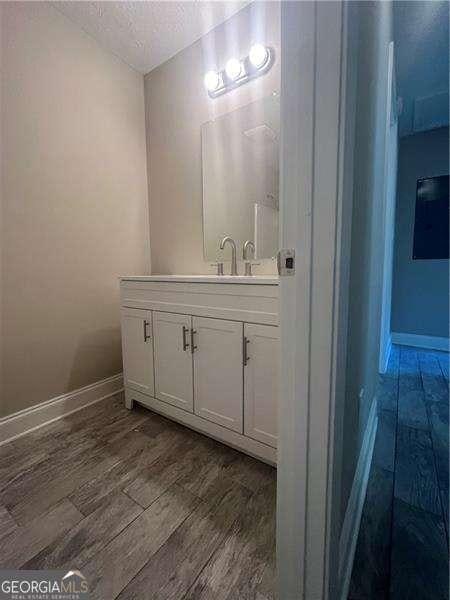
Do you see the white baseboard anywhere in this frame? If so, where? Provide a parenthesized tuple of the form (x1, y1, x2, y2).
(391, 332, 450, 352)
(338, 396, 378, 600)
(379, 335, 392, 374)
(0, 373, 124, 446)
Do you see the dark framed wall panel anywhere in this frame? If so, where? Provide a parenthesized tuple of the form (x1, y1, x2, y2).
(413, 175, 449, 260)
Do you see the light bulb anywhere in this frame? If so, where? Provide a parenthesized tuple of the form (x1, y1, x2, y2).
(249, 44, 269, 69)
(225, 58, 243, 81)
(204, 70, 220, 92)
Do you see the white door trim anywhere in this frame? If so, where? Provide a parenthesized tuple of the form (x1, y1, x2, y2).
(277, 2, 315, 597)
(278, 2, 352, 598)
(379, 41, 398, 373)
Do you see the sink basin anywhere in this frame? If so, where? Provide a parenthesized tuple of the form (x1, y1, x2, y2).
(119, 274, 279, 285)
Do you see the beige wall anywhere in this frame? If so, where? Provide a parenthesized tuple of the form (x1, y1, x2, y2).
(145, 2, 280, 275)
(392, 127, 449, 338)
(0, 3, 150, 417)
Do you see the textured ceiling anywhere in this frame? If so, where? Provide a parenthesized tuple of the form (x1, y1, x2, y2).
(55, 1, 249, 74)
(395, 1, 449, 136)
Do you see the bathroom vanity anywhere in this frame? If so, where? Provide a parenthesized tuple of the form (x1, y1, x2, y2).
(120, 94, 281, 464)
(120, 275, 279, 464)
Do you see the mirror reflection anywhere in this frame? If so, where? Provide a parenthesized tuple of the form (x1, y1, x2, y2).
(202, 95, 280, 262)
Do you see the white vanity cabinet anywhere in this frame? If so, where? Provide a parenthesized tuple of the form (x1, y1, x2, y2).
(153, 312, 193, 413)
(121, 308, 154, 398)
(120, 276, 279, 464)
(244, 323, 279, 447)
(193, 317, 243, 433)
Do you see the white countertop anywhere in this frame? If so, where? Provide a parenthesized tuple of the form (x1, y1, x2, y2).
(120, 274, 279, 285)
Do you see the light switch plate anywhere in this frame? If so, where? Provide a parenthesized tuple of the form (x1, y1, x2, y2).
(277, 249, 295, 276)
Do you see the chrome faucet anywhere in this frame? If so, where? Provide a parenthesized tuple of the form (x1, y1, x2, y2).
(243, 240, 256, 276)
(219, 236, 238, 276)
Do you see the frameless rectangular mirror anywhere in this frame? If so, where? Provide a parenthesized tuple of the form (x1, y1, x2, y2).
(202, 95, 280, 262)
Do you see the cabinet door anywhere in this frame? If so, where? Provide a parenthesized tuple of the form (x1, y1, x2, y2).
(153, 312, 193, 412)
(244, 323, 279, 447)
(193, 317, 243, 433)
(121, 308, 154, 397)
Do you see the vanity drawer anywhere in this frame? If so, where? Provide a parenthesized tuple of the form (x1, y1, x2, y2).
(120, 280, 278, 325)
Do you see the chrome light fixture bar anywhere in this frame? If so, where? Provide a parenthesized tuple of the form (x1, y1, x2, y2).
(204, 44, 274, 98)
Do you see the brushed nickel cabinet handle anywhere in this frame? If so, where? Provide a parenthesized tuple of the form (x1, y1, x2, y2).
(243, 336, 250, 366)
(190, 328, 197, 354)
(182, 326, 190, 351)
(143, 320, 151, 342)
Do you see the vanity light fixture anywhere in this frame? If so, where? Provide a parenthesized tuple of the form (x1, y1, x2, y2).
(204, 70, 221, 93)
(205, 44, 274, 98)
(225, 58, 244, 81)
(249, 43, 269, 69)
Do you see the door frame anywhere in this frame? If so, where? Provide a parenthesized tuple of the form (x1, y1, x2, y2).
(378, 41, 398, 373)
(277, 2, 354, 598)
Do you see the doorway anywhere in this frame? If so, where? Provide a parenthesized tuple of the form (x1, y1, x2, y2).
(346, 1, 449, 598)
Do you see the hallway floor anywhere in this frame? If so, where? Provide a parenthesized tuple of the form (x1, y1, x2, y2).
(349, 345, 449, 600)
(0, 395, 276, 599)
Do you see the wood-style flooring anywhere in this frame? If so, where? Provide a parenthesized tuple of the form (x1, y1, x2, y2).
(349, 345, 449, 600)
(0, 395, 277, 599)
